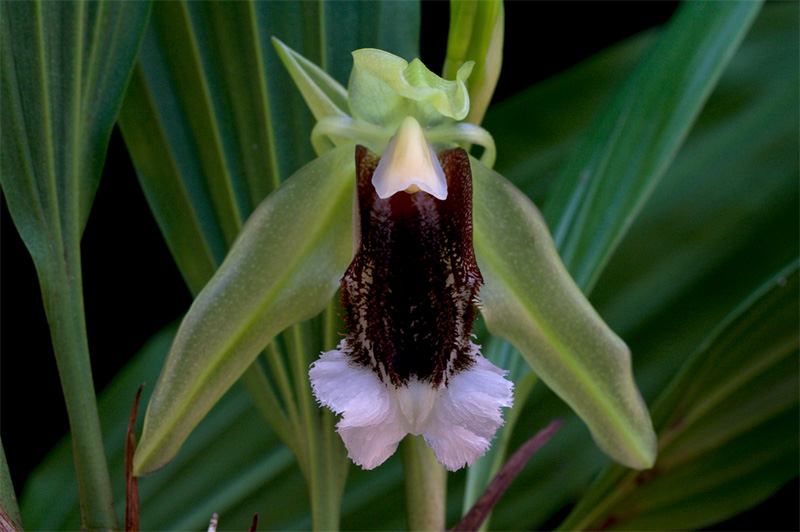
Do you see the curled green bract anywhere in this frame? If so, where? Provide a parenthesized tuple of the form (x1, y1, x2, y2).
(348, 49, 473, 128)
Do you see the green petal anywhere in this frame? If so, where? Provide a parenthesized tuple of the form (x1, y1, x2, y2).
(134, 145, 354, 475)
(471, 159, 656, 470)
(348, 49, 473, 129)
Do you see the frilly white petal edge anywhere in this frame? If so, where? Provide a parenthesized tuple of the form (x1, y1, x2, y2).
(309, 344, 513, 471)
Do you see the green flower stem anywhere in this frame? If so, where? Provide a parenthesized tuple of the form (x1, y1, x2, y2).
(264, 342, 302, 430)
(39, 244, 117, 531)
(239, 363, 294, 450)
(287, 320, 345, 531)
(401, 436, 447, 531)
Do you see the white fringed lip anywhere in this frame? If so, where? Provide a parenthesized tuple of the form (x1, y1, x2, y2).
(309, 344, 513, 471)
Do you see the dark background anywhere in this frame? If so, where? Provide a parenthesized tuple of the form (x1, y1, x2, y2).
(2, 2, 796, 530)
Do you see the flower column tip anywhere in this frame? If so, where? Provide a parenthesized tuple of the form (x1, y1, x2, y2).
(372, 116, 448, 200)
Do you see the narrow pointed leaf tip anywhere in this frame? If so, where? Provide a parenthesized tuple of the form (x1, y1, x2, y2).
(271, 36, 349, 121)
(349, 49, 473, 129)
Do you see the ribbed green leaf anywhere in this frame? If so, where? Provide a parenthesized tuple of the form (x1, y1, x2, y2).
(442, 0, 504, 125)
(559, 264, 799, 531)
(0, 2, 150, 529)
(134, 146, 354, 475)
(23, 3, 421, 530)
(484, 5, 798, 529)
(472, 158, 656, 470)
(485, 33, 654, 204)
(120, 0, 421, 295)
(543, 0, 762, 292)
(20, 322, 311, 532)
(1, 1, 151, 253)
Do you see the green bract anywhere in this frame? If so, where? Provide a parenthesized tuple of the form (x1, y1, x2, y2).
(134, 44, 657, 477)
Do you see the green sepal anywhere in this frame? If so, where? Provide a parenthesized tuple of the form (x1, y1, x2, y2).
(348, 49, 473, 129)
(134, 145, 355, 475)
(471, 158, 657, 470)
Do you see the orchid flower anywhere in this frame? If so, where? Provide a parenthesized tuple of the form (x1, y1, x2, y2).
(310, 116, 513, 471)
(133, 44, 656, 479)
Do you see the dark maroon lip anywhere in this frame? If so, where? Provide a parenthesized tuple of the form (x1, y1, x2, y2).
(338, 145, 483, 388)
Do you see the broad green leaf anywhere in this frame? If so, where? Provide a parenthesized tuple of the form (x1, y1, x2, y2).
(20, 322, 310, 532)
(1, 1, 151, 252)
(543, 0, 762, 292)
(472, 159, 656, 470)
(559, 264, 799, 531)
(0, 2, 150, 529)
(120, 0, 421, 295)
(485, 32, 655, 204)
(0, 438, 22, 532)
(484, 5, 798, 529)
(133, 145, 354, 475)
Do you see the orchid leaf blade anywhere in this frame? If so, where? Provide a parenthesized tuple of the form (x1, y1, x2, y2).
(133, 146, 354, 476)
(559, 264, 799, 531)
(481, 6, 798, 528)
(20, 322, 310, 532)
(472, 159, 656, 470)
(443, 0, 504, 125)
(0, 1, 150, 528)
(543, 0, 763, 292)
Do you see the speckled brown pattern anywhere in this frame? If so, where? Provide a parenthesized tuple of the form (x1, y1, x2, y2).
(338, 145, 483, 388)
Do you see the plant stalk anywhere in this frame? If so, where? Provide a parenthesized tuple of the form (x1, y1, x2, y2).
(401, 435, 447, 531)
(288, 321, 345, 531)
(39, 243, 117, 530)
